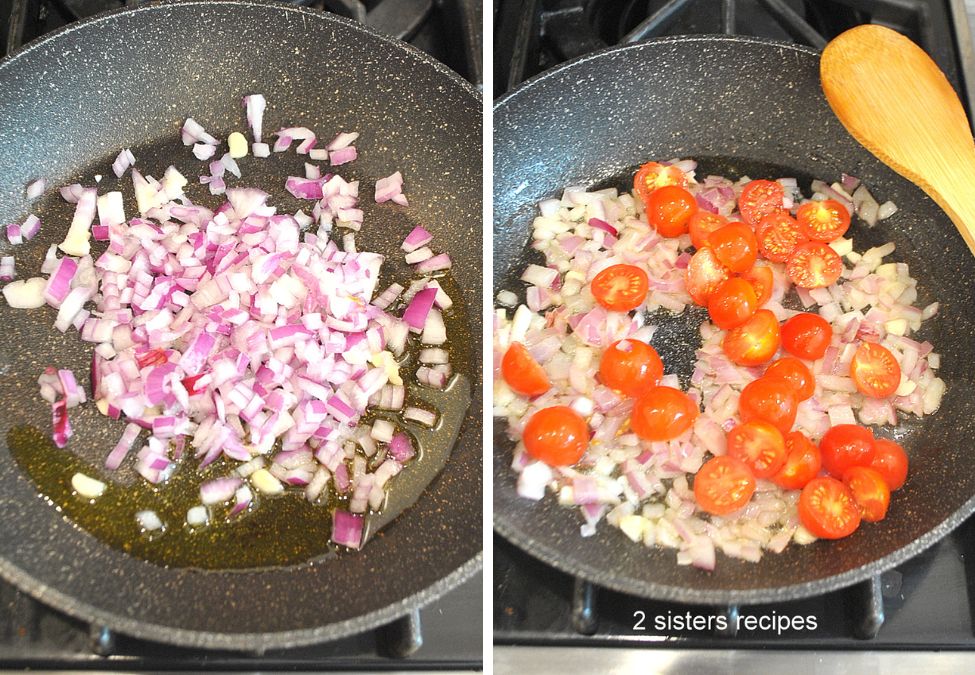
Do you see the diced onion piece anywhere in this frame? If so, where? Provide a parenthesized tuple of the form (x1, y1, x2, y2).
(136, 510, 163, 531)
(187, 505, 209, 526)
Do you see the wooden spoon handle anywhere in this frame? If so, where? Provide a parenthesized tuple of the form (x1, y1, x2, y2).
(821, 25, 975, 257)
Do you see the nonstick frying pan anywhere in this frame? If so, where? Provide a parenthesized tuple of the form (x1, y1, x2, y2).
(0, 0, 481, 650)
(494, 35, 975, 604)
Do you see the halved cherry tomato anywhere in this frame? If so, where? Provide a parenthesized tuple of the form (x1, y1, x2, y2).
(820, 424, 875, 478)
(591, 264, 649, 312)
(707, 222, 758, 273)
(757, 212, 806, 263)
(738, 179, 785, 227)
(738, 376, 798, 433)
(727, 420, 787, 478)
(780, 313, 832, 360)
(797, 199, 851, 242)
(693, 455, 756, 516)
(688, 211, 727, 249)
(501, 342, 551, 397)
(741, 264, 774, 306)
(708, 277, 758, 330)
(787, 242, 843, 288)
(634, 161, 686, 203)
(799, 476, 861, 539)
(850, 342, 901, 398)
(631, 386, 699, 441)
(843, 466, 890, 522)
(599, 339, 663, 396)
(685, 246, 730, 306)
(772, 431, 822, 490)
(523, 406, 589, 466)
(646, 185, 698, 238)
(722, 309, 781, 366)
(765, 356, 815, 401)
(869, 438, 909, 491)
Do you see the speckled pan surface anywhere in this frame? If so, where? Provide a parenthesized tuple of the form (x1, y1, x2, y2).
(0, 0, 481, 649)
(493, 35, 975, 604)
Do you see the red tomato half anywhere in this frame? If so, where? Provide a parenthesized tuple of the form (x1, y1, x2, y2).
(780, 313, 833, 360)
(523, 406, 589, 466)
(599, 339, 663, 397)
(688, 211, 727, 249)
(708, 222, 758, 273)
(843, 466, 891, 522)
(694, 456, 756, 516)
(799, 476, 861, 539)
(764, 357, 815, 401)
(708, 277, 758, 330)
(869, 438, 909, 491)
(757, 212, 806, 263)
(850, 342, 901, 398)
(741, 264, 774, 306)
(820, 424, 875, 478)
(634, 161, 687, 203)
(787, 242, 843, 289)
(722, 309, 781, 366)
(591, 264, 649, 312)
(685, 246, 730, 306)
(727, 420, 787, 478)
(646, 185, 698, 238)
(772, 431, 822, 490)
(738, 376, 799, 433)
(631, 386, 699, 441)
(796, 199, 851, 242)
(739, 179, 785, 227)
(501, 342, 551, 397)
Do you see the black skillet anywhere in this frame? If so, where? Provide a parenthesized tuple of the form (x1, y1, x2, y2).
(0, 0, 481, 650)
(494, 35, 975, 604)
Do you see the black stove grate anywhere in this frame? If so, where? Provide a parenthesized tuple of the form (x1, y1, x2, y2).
(494, 0, 973, 110)
(493, 0, 975, 651)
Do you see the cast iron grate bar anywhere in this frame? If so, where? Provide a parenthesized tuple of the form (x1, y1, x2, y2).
(571, 578, 598, 635)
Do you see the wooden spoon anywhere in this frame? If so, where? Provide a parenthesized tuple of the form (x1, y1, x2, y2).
(821, 24, 975, 257)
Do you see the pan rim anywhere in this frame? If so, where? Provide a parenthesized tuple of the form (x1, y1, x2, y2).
(1, 0, 480, 102)
(492, 33, 975, 604)
(0, 0, 482, 649)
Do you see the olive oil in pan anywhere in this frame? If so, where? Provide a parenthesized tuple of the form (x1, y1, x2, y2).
(6, 272, 472, 570)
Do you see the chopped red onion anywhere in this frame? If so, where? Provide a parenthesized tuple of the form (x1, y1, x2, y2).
(331, 510, 364, 549)
(193, 143, 217, 161)
(403, 287, 438, 330)
(200, 477, 243, 505)
(243, 94, 267, 142)
(401, 226, 433, 252)
(416, 253, 452, 274)
(26, 178, 46, 200)
(20, 215, 40, 241)
(181, 118, 218, 146)
(0, 256, 14, 281)
(404, 406, 437, 427)
(112, 148, 136, 178)
(106, 422, 141, 470)
(327, 131, 359, 151)
(375, 171, 405, 204)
